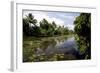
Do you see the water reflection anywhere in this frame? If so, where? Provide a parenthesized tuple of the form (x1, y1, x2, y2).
(23, 35, 81, 62)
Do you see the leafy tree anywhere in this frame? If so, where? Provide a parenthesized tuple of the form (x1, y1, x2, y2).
(26, 13, 37, 26)
(63, 27, 69, 35)
(40, 19, 49, 30)
(39, 19, 49, 36)
(23, 13, 71, 37)
(74, 13, 91, 59)
(52, 21, 57, 29)
(23, 13, 38, 36)
(39, 19, 56, 36)
(23, 18, 29, 35)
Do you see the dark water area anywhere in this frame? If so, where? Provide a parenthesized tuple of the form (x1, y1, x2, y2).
(23, 35, 83, 62)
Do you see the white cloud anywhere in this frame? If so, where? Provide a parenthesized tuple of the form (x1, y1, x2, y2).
(23, 11, 76, 30)
(23, 11, 65, 27)
(65, 24, 75, 30)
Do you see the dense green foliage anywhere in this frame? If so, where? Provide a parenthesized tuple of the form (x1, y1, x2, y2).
(23, 13, 73, 37)
(74, 13, 91, 59)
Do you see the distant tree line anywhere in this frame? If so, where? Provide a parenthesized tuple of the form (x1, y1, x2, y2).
(23, 13, 73, 37)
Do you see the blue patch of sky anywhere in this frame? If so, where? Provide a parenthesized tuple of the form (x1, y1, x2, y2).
(47, 11, 80, 25)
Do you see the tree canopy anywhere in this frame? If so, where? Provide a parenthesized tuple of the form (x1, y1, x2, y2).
(74, 13, 91, 59)
(23, 13, 73, 37)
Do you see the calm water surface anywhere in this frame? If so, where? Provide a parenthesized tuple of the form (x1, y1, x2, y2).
(23, 35, 82, 62)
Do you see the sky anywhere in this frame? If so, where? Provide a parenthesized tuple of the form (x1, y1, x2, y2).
(23, 10, 80, 30)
